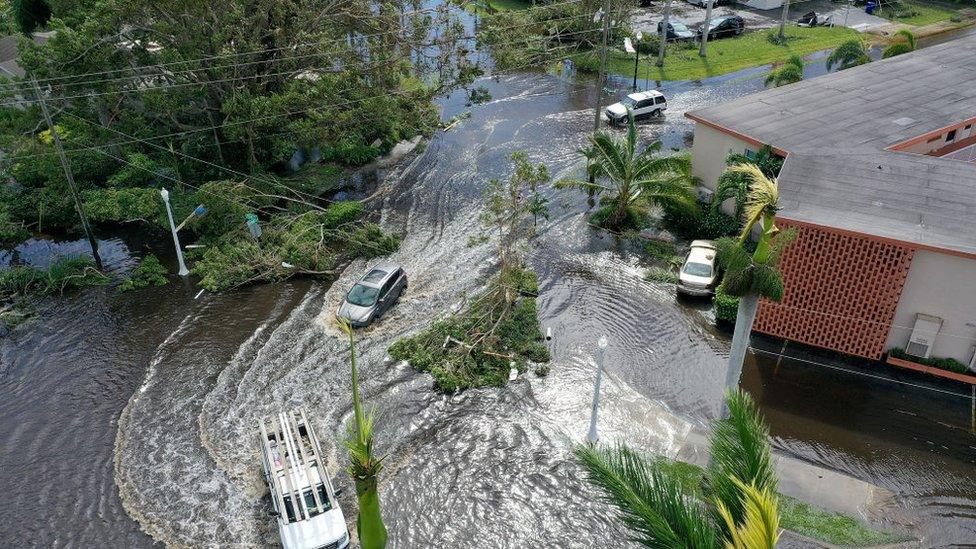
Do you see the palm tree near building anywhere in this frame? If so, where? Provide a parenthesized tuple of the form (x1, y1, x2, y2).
(713, 145, 783, 220)
(575, 390, 780, 548)
(882, 29, 916, 58)
(339, 320, 388, 549)
(714, 163, 794, 418)
(764, 55, 804, 88)
(557, 116, 699, 232)
(826, 39, 870, 71)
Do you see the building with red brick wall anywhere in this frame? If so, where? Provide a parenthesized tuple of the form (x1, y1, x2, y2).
(685, 35, 976, 368)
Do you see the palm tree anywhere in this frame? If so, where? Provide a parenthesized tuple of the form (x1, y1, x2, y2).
(339, 320, 388, 549)
(714, 164, 793, 419)
(882, 29, 916, 58)
(713, 146, 782, 220)
(558, 116, 699, 232)
(575, 390, 780, 548)
(826, 39, 870, 71)
(764, 55, 803, 88)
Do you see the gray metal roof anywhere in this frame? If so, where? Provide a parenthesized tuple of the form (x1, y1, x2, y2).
(687, 34, 976, 255)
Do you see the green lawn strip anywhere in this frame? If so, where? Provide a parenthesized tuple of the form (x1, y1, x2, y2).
(650, 457, 906, 546)
(876, 1, 964, 26)
(583, 26, 860, 82)
(779, 495, 911, 546)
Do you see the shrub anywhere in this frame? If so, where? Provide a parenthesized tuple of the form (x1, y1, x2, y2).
(118, 254, 169, 292)
(889, 347, 969, 374)
(321, 141, 381, 166)
(645, 267, 678, 284)
(661, 202, 739, 240)
(0, 256, 107, 298)
(713, 283, 739, 323)
(642, 240, 677, 261)
(388, 267, 549, 392)
(82, 187, 164, 225)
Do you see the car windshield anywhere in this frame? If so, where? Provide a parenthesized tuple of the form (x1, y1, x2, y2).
(683, 262, 713, 277)
(672, 22, 689, 32)
(621, 96, 637, 107)
(346, 283, 380, 307)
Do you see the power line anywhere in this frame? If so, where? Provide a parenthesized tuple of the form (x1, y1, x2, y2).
(3, 25, 623, 163)
(748, 346, 973, 399)
(0, 0, 598, 94)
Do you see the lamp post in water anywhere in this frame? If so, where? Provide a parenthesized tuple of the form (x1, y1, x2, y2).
(587, 335, 609, 445)
(160, 188, 189, 276)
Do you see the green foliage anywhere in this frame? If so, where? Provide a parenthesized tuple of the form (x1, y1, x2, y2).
(764, 55, 804, 87)
(713, 284, 739, 323)
(190, 201, 399, 291)
(82, 187, 164, 225)
(12, 0, 50, 34)
(642, 240, 677, 262)
(882, 29, 917, 59)
(118, 254, 168, 292)
(388, 267, 549, 392)
(708, 390, 777, 535)
(826, 40, 870, 71)
(889, 347, 970, 374)
(468, 86, 492, 104)
(559, 117, 699, 233)
(715, 236, 788, 301)
(0, 256, 107, 298)
(645, 267, 678, 284)
(321, 141, 382, 166)
(0, 207, 29, 247)
(105, 153, 167, 188)
(779, 495, 908, 546)
(661, 204, 739, 241)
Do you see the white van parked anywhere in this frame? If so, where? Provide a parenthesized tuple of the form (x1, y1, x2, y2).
(605, 90, 667, 126)
(259, 409, 350, 549)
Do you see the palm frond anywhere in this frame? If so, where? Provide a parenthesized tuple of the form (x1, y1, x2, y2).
(575, 444, 720, 549)
(708, 390, 777, 533)
(555, 177, 610, 193)
(725, 163, 778, 244)
(716, 477, 780, 549)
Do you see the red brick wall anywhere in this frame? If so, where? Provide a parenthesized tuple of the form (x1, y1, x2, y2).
(754, 220, 915, 360)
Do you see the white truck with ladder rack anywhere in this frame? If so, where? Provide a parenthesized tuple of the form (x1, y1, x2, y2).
(259, 409, 350, 549)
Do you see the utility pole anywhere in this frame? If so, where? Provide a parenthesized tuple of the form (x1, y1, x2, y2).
(160, 188, 190, 276)
(586, 335, 609, 444)
(699, 0, 715, 57)
(592, 0, 611, 133)
(778, 0, 792, 40)
(657, 0, 672, 67)
(32, 77, 103, 270)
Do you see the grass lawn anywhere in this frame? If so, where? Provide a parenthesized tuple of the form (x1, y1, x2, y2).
(581, 26, 860, 82)
(487, 0, 531, 11)
(650, 458, 908, 546)
(876, 0, 967, 26)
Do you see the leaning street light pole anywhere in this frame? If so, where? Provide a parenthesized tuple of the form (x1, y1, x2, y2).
(586, 335, 609, 445)
(699, 0, 715, 57)
(591, 0, 611, 132)
(160, 188, 190, 276)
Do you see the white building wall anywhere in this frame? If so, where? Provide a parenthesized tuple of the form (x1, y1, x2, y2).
(886, 250, 976, 365)
(691, 122, 758, 214)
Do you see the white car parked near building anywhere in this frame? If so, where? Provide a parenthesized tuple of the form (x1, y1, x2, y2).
(677, 240, 719, 297)
(605, 90, 667, 126)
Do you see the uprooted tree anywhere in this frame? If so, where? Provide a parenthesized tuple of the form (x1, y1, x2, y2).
(389, 151, 551, 391)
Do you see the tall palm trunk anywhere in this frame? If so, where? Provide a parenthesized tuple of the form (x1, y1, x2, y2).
(657, 0, 672, 67)
(612, 180, 630, 229)
(720, 294, 759, 419)
(343, 323, 388, 549)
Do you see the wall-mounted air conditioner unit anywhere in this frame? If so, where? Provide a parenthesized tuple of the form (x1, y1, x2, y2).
(905, 313, 943, 359)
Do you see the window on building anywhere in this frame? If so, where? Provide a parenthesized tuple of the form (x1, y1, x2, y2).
(946, 129, 957, 142)
(744, 149, 757, 160)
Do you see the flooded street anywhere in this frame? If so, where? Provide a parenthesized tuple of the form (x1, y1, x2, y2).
(3, 43, 976, 548)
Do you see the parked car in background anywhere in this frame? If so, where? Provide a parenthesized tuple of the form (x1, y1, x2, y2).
(656, 20, 696, 41)
(685, 0, 734, 7)
(697, 15, 745, 39)
(336, 261, 407, 327)
(604, 90, 667, 126)
(677, 240, 719, 296)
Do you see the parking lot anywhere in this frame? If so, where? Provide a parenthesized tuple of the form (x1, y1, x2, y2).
(630, 0, 892, 37)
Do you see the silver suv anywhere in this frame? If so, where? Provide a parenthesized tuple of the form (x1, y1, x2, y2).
(336, 261, 407, 327)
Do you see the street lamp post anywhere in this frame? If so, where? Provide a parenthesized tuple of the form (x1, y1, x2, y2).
(586, 335, 609, 445)
(160, 188, 190, 276)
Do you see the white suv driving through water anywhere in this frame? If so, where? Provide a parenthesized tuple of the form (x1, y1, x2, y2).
(259, 409, 350, 549)
(605, 90, 667, 126)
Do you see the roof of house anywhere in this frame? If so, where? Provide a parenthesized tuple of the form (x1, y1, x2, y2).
(686, 33, 976, 257)
(0, 32, 54, 78)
